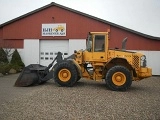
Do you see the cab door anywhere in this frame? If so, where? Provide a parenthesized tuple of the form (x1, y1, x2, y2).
(92, 34, 107, 61)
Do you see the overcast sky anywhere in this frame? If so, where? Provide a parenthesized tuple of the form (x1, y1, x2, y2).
(0, 0, 160, 37)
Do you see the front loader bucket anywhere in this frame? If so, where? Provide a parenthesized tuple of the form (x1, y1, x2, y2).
(15, 52, 63, 87)
(15, 64, 47, 87)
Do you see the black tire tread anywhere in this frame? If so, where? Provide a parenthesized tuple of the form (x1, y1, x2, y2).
(105, 65, 132, 91)
(53, 61, 78, 87)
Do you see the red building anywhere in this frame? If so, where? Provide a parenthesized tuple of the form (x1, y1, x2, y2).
(0, 2, 160, 75)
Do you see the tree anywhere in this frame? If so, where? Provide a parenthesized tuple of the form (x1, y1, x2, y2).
(10, 49, 25, 70)
(0, 48, 9, 64)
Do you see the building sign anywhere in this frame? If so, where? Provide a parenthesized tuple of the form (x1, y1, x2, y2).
(42, 23, 66, 36)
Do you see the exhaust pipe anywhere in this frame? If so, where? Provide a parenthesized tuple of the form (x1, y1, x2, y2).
(122, 37, 127, 50)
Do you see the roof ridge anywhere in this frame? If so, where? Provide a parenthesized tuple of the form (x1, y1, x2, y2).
(0, 2, 160, 40)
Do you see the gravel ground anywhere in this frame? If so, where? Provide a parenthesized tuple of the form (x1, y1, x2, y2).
(0, 74, 160, 120)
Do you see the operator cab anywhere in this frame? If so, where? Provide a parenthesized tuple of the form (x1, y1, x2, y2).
(87, 33, 105, 52)
(86, 32, 109, 61)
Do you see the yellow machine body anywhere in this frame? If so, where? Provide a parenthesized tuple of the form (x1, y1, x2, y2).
(53, 31, 152, 91)
(74, 32, 152, 81)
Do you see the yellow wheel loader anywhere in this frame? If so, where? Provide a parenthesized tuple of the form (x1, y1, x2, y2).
(15, 32, 152, 91)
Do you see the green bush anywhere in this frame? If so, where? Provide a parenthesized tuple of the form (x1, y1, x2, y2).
(10, 64, 22, 72)
(10, 49, 25, 69)
(0, 48, 9, 63)
(0, 63, 23, 75)
(0, 63, 11, 75)
(0, 49, 25, 75)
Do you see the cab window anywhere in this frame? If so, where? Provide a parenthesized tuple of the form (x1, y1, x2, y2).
(86, 34, 92, 52)
(94, 35, 105, 52)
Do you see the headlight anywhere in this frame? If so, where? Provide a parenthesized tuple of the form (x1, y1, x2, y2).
(140, 55, 147, 67)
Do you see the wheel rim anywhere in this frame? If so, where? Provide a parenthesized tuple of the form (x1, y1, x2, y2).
(58, 69, 71, 82)
(112, 72, 126, 86)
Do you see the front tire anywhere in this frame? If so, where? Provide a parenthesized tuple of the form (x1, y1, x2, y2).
(53, 61, 78, 87)
(105, 65, 132, 91)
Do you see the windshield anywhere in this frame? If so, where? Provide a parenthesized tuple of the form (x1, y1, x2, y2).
(86, 34, 92, 52)
(94, 35, 105, 52)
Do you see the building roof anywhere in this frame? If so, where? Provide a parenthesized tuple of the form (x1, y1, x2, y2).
(0, 2, 160, 40)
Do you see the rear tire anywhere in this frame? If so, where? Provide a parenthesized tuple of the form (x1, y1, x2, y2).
(53, 61, 78, 87)
(105, 65, 132, 91)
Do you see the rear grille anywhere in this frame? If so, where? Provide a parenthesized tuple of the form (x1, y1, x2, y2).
(133, 55, 139, 69)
